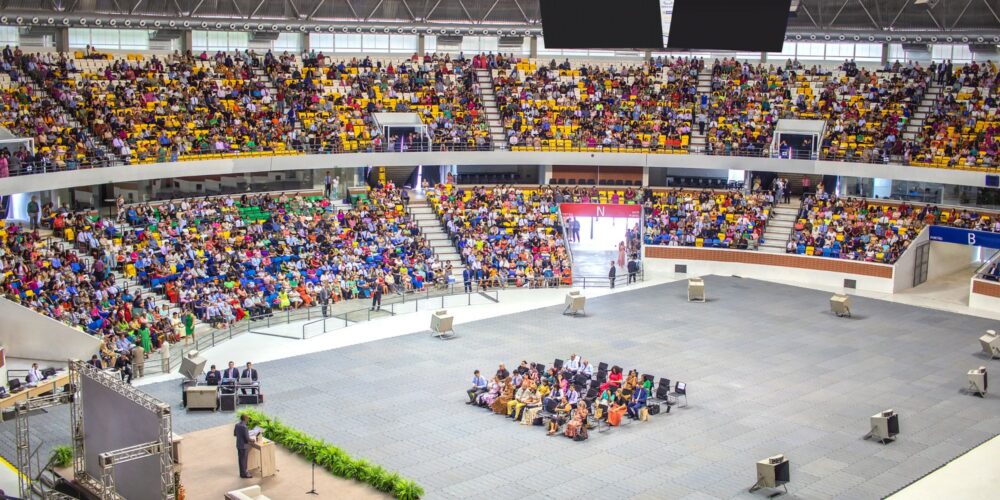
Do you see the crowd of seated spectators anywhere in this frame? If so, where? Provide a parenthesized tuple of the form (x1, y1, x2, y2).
(642, 189, 774, 249)
(11, 46, 1000, 173)
(428, 184, 571, 288)
(1, 46, 105, 173)
(2, 186, 452, 367)
(57, 186, 444, 327)
(789, 192, 1000, 263)
(271, 51, 490, 153)
(788, 193, 923, 262)
(23, 49, 294, 163)
(0, 217, 164, 369)
(910, 60, 1000, 168)
(467, 355, 666, 438)
(2, 46, 490, 168)
(702, 58, 928, 161)
(494, 56, 700, 151)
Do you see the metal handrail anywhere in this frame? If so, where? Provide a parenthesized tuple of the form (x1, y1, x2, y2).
(6, 135, 1000, 179)
(234, 281, 484, 339)
(974, 249, 1000, 280)
(299, 288, 501, 339)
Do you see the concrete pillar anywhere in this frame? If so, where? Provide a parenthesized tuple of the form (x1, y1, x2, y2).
(642, 166, 650, 186)
(644, 50, 652, 62)
(760, 51, 767, 63)
(540, 165, 553, 184)
(301, 33, 310, 53)
(181, 30, 193, 53)
(417, 34, 425, 55)
(55, 28, 69, 53)
(529, 36, 538, 59)
(881, 43, 890, 66)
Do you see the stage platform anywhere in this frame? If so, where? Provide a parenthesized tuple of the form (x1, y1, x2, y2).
(6, 276, 1000, 499)
(180, 424, 388, 499)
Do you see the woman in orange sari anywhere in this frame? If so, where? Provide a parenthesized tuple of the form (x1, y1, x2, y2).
(490, 379, 514, 414)
(607, 389, 627, 427)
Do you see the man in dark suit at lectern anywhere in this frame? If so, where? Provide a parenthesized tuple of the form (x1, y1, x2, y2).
(234, 414, 252, 478)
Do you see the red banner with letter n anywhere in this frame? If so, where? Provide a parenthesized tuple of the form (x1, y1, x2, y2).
(559, 203, 641, 218)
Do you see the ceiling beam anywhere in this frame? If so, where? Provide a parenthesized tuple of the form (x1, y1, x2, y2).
(306, 0, 326, 20)
(190, 0, 205, 18)
(230, 0, 243, 18)
(889, 0, 911, 29)
(828, 0, 851, 26)
(398, 0, 416, 21)
(925, 8, 942, 29)
(365, 0, 385, 20)
(512, 0, 530, 22)
(344, 0, 361, 20)
(248, 0, 267, 19)
(456, 0, 475, 22)
(984, 0, 1000, 27)
(856, 0, 881, 29)
(800, 2, 820, 28)
(950, 0, 975, 29)
(129, 0, 143, 15)
(287, 0, 301, 19)
(425, 0, 442, 20)
(481, 0, 500, 23)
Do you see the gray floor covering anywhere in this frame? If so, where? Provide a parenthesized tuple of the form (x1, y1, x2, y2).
(3, 276, 1000, 499)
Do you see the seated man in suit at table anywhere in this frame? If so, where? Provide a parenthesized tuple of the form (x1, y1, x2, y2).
(240, 362, 259, 395)
(222, 361, 240, 381)
(26, 363, 44, 384)
(205, 365, 221, 385)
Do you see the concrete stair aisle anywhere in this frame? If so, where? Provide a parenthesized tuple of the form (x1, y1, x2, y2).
(409, 196, 464, 279)
(902, 83, 942, 143)
(759, 199, 800, 254)
(689, 70, 714, 153)
(475, 68, 508, 150)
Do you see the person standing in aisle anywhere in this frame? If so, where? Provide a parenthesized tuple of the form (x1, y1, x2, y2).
(608, 261, 617, 289)
(27, 195, 39, 230)
(324, 171, 333, 199)
(371, 278, 386, 311)
(318, 284, 331, 317)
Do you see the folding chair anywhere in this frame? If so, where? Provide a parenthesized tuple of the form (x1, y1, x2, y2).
(668, 381, 688, 407)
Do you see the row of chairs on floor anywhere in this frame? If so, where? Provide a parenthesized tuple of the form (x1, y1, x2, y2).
(469, 358, 689, 439)
(550, 358, 688, 433)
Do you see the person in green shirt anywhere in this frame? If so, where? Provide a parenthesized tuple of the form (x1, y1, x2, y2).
(183, 311, 195, 346)
(139, 323, 153, 354)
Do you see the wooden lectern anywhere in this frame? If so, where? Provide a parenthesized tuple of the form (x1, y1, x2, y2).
(248, 437, 276, 478)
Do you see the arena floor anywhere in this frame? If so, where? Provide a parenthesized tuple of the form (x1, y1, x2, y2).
(6, 276, 1000, 499)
